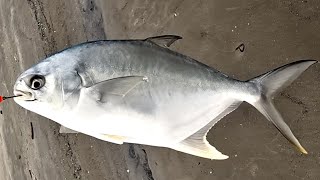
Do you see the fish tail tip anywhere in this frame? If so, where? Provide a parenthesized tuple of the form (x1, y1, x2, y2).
(298, 145, 308, 155)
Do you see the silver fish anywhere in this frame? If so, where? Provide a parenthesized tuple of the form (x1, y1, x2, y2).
(13, 35, 317, 160)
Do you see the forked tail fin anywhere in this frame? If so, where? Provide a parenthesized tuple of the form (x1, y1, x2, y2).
(248, 60, 317, 154)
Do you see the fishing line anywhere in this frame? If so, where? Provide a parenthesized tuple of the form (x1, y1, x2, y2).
(0, 95, 21, 103)
(0, 95, 21, 114)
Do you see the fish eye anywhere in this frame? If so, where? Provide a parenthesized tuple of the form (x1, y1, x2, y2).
(30, 75, 45, 90)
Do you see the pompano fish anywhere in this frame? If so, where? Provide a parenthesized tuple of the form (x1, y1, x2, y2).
(13, 35, 317, 160)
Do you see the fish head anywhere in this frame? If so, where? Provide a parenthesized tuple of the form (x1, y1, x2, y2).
(13, 56, 82, 118)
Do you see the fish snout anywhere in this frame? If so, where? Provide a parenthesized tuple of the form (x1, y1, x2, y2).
(13, 81, 35, 101)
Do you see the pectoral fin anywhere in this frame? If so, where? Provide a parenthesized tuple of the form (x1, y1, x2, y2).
(145, 35, 182, 47)
(87, 76, 148, 102)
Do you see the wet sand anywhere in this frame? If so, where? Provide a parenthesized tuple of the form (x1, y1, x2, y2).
(0, 0, 320, 179)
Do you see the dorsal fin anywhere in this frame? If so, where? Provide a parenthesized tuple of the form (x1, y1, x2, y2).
(145, 35, 182, 47)
(171, 101, 241, 160)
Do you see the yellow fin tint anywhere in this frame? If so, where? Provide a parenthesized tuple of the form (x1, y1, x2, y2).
(101, 134, 126, 144)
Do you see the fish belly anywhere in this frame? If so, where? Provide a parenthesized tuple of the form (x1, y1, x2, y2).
(61, 87, 236, 147)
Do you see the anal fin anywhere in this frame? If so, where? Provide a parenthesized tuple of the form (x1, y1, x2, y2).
(172, 135, 229, 160)
(171, 101, 241, 160)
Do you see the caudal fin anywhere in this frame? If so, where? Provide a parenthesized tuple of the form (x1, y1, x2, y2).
(249, 60, 317, 154)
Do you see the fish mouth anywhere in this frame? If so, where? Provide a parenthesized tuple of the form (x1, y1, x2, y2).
(13, 90, 36, 101)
